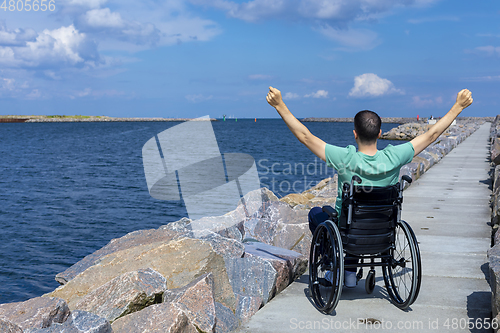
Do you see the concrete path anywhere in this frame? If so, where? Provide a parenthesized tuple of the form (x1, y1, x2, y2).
(236, 123, 493, 333)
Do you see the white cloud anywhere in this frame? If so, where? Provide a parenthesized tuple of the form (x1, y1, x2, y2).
(70, 87, 126, 99)
(474, 46, 500, 57)
(185, 94, 213, 103)
(83, 8, 125, 28)
(249, 74, 272, 80)
(305, 90, 328, 98)
(412, 95, 443, 108)
(192, 0, 440, 24)
(0, 25, 100, 68)
(64, 0, 107, 9)
(316, 26, 380, 51)
(463, 75, 500, 82)
(26, 89, 42, 99)
(0, 23, 37, 47)
(283, 92, 300, 100)
(408, 16, 459, 24)
(349, 73, 404, 98)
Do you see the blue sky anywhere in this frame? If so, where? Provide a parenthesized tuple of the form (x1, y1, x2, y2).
(0, 0, 498, 118)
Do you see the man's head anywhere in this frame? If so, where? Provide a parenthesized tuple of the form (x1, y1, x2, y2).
(353, 110, 382, 144)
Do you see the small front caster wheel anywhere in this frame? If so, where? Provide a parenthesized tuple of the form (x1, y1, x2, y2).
(365, 269, 376, 294)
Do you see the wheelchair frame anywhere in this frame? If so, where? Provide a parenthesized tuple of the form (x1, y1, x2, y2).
(308, 175, 422, 313)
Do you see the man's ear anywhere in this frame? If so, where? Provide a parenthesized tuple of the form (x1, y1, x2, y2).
(353, 129, 358, 140)
(378, 129, 382, 138)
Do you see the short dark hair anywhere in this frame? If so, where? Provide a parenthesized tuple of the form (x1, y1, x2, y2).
(354, 110, 381, 144)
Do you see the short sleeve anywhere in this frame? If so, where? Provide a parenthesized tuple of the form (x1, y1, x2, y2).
(384, 142, 415, 167)
(325, 144, 355, 170)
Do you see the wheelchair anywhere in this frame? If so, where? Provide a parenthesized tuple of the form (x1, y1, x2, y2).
(308, 175, 421, 313)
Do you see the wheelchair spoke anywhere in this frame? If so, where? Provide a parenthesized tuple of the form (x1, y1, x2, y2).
(383, 221, 420, 309)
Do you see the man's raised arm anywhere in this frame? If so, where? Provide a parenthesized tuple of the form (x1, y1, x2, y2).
(410, 89, 473, 156)
(266, 86, 326, 161)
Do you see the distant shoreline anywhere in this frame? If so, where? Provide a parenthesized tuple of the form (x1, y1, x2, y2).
(301, 116, 495, 124)
(0, 116, 217, 123)
(0, 115, 494, 123)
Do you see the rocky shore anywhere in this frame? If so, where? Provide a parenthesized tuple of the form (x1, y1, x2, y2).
(487, 115, 500, 330)
(302, 116, 493, 125)
(380, 118, 489, 141)
(0, 119, 487, 333)
(0, 116, 216, 123)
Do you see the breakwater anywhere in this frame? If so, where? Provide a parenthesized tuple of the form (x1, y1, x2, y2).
(0, 119, 487, 332)
(487, 115, 500, 329)
(302, 116, 493, 125)
(0, 116, 216, 123)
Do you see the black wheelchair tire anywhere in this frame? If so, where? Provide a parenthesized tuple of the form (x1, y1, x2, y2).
(309, 221, 344, 313)
(382, 220, 421, 309)
(365, 269, 376, 294)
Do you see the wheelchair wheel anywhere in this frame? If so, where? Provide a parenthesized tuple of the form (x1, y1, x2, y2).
(309, 221, 344, 313)
(382, 221, 421, 309)
(365, 269, 375, 294)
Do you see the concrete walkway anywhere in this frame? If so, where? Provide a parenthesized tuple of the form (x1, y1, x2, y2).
(236, 123, 493, 333)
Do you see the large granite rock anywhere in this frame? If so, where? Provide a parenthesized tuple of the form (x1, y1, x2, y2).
(111, 303, 196, 333)
(46, 237, 236, 312)
(73, 268, 167, 323)
(192, 187, 280, 238)
(162, 273, 216, 333)
(225, 256, 277, 306)
(55, 217, 193, 284)
(214, 302, 239, 333)
(29, 310, 111, 333)
(493, 138, 500, 165)
(234, 294, 262, 324)
(0, 319, 23, 333)
(489, 244, 500, 318)
(197, 231, 245, 259)
(243, 242, 307, 295)
(0, 297, 70, 331)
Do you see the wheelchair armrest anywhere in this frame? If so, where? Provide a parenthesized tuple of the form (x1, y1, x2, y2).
(322, 205, 338, 221)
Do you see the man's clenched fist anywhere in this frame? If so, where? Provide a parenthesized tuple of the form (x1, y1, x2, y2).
(266, 86, 284, 108)
(456, 89, 473, 109)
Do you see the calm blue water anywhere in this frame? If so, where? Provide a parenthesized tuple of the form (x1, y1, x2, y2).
(0, 119, 400, 304)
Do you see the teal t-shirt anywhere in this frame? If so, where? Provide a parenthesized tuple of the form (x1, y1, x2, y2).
(325, 142, 415, 215)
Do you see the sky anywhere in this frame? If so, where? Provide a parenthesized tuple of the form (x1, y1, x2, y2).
(0, 0, 498, 118)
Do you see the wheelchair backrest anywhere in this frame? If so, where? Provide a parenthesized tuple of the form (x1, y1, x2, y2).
(340, 183, 400, 255)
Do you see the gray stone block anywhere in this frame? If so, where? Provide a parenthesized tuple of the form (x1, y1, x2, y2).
(214, 302, 239, 333)
(162, 273, 216, 333)
(73, 268, 167, 323)
(0, 297, 70, 331)
(225, 256, 277, 305)
(29, 310, 111, 333)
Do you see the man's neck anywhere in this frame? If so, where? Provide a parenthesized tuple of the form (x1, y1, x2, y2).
(357, 142, 378, 156)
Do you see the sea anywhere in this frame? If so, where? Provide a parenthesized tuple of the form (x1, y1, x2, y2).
(0, 119, 402, 304)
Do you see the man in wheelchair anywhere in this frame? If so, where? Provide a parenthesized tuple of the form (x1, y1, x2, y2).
(266, 87, 473, 311)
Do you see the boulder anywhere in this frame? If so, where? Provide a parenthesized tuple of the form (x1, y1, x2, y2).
(73, 268, 167, 323)
(234, 294, 262, 324)
(111, 303, 196, 333)
(492, 137, 500, 165)
(55, 217, 192, 284)
(191, 187, 279, 238)
(225, 256, 277, 305)
(489, 245, 500, 318)
(197, 231, 245, 259)
(0, 297, 69, 331)
(280, 193, 315, 207)
(28, 310, 111, 333)
(0, 319, 23, 333)
(272, 222, 312, 257)
(243, 242, 308, 294)
(162, 273, 216, 333)
(46, 238, 236, 312)
(214, 302, 239, 333)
